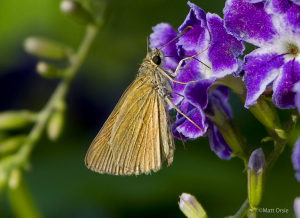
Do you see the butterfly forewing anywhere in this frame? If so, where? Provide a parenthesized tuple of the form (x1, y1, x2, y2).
(85, 71, 174, 175)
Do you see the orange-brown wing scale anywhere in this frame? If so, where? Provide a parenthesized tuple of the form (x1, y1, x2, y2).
(85, 74, 174, 175)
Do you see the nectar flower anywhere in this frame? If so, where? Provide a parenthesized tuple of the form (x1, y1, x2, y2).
(149, 1, 243, 159)
(224, 0, 300, 109)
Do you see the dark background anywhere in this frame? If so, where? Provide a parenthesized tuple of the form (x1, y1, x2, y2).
(0, 0, 299, 217)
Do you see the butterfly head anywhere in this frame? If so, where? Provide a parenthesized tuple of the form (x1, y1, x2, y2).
(149, 48, 164, 66)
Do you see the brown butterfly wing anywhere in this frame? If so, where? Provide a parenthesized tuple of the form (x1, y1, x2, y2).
(84, 75, 150, 174)
(85, 74, 174, 175)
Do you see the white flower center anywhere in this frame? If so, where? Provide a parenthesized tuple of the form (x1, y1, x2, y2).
(286, 43, 299, 57)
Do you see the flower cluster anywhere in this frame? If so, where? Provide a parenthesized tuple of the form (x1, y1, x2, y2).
(150, 2, 244, 159)
(224, 0, 300, 109)
(150, 0, 300, 179)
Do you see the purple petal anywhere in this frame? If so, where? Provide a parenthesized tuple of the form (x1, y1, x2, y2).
(173, 101, 208, 139)
(172, 119, 188, 141)
(184, 79, 215, 108)
(223, 0, 278, 47)
(266, 0, 294, 14)
(208, 124, 232, 160)
(248, 148, 266, 172)
(207, 13, 245, 78)
(149, 23, 179, 70)
(178, 2, 210, 54)
(273, 60, 300, 108)
(172, 58, 205, 105)
(243, 49, 285, 107)
(233, 58, 244, 77)
(294, 81, 300, 113)
(245, 0, 266, 3)
(215, 86, 230, 100)
(179, 2, 207, 32)
(291, 0, 300, 6)
(210, 87, 233, 117)
(266, 0, 300, 33)
(292, 137, 300, 182)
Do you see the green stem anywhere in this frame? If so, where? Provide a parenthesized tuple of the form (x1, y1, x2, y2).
(266, 112, 296, 172)
(11, 24, 99, 170)
(232, 113, 297, 217)
(233, 199, 249, 218)
(8, 172, 42, 218)
(248, 208, 257, 218)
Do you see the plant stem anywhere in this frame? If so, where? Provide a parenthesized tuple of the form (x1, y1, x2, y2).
(233, 199, 249, 218)
(232, 112, 297, 217)
(11, 24, 99, 170)
(8, 172, 42, 218)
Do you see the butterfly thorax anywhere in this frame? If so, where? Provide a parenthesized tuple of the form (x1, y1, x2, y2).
(138, 49, 173, 98)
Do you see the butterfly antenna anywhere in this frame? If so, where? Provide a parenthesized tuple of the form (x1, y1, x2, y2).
(159, 26, 193, 50)
(146, 37, 149, 53)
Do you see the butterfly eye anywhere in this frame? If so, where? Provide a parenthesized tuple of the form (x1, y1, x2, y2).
(152, 55, 161, 65)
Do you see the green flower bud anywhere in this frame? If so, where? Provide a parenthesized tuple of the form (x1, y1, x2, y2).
(9, 169, 21, 189)
(36, 62, 63, 78)
(179, 193, 207, 218)
(0, 135, 27, 155)
(61, 0, 95, 25)
(0, 167, 7, 198)
(248, 148, 265, 209)
(0, 111, 37, 130)
(24, 37, 70, 59)
(249, 97, 281, 132)
(274, 128, 287, 140)
(47, 110, 64, 141)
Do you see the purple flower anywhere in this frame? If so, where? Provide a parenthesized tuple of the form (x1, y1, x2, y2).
(292, 138, 300, 182)
(224, 0, 300, 109)
(294, 81, 300, 113)
(149, 2, 242, 159)
(172, 82, 233, 160)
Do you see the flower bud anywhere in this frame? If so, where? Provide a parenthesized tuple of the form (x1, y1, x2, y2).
(47, 110, 64, 141)
(9, 169, 21, 189)
(24, 37, 69, 59)
(0, 168, 7, 198)
(36, 62, 63, 78)
(249, 97, 281, 133)
(248, 148, 265, 209)
(60, 0, 95, 25)
(179, 193, 207, 218)
(0, 135, 27, 155)
(206, 99, 247, 160)
(274, 128, 287, 140)
(294, 197, 300, 218)
(0, 111, 37, 130)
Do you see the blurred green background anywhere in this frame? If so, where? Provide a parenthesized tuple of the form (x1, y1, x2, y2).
(0, 0, 299, 217)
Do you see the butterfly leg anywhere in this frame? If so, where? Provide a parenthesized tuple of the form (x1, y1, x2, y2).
(170, 43, 211, 78)
(164, 96, 203, 132)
